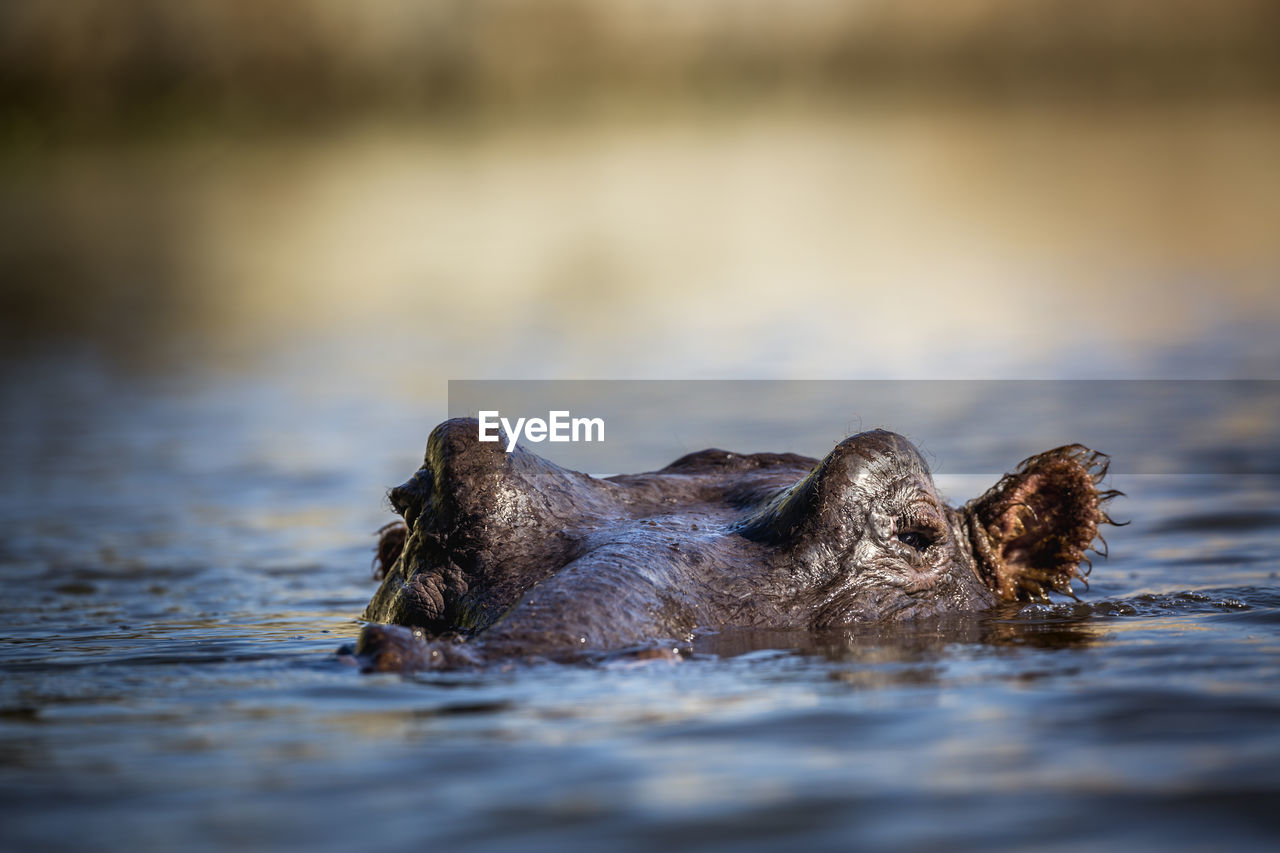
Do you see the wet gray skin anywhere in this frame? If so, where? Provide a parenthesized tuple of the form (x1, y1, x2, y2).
(355, 418, 1117, 671)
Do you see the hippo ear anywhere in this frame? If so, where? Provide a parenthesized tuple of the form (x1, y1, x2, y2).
(965, 445, 1120, 602)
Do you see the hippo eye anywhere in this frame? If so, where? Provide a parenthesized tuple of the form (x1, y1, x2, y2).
(896, 530, 933, 551)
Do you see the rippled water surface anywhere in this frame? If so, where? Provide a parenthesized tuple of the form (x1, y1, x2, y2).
(2, 354, 1279, 852)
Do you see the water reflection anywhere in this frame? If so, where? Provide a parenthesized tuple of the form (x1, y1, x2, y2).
(695, 609, 1102, 667)
(4, 103, 1280, 381)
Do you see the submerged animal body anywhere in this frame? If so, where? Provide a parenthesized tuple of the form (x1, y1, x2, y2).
(356, 418, 1117, 670)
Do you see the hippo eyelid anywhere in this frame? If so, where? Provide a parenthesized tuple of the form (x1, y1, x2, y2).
(893, 502, 946, 552)
(895, 529, 934, 551)
(897, 497, 945, 527)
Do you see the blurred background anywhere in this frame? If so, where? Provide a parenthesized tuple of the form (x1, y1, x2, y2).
(3, 8, 1280, 850)
(2, 0, 1278, 387)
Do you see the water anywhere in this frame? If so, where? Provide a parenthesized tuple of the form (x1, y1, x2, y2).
(3, 105, 1280, 850)
(2, 353, 1278, 851)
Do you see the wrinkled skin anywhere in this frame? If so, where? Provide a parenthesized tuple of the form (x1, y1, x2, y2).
(354, 418, 1118, 671)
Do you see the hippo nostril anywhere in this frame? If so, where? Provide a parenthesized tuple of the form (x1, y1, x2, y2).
(389, 484, 420, 527)
(389, 486, 408, 515)
(389, 467, 433, 528)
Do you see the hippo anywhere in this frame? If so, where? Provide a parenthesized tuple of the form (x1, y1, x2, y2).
(354, 418, 1118, 670)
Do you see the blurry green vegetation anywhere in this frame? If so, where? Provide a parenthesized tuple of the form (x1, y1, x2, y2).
(2, 0, 1279, 139)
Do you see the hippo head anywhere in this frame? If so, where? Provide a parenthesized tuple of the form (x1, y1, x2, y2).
(359, 419, 1116, 668)
(733, 430, 1118, 625)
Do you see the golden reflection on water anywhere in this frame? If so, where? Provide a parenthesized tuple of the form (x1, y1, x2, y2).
(4, 102, 1279, 381)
